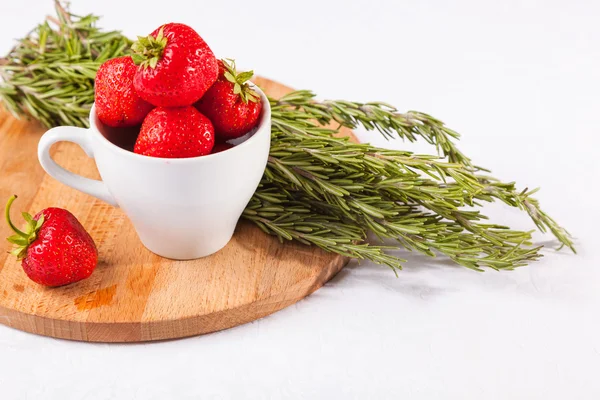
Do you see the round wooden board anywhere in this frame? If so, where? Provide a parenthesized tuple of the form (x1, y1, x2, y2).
(0, 77, 356, 342)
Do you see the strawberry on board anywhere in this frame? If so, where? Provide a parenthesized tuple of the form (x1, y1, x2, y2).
(134, 106, 215, 158)
(94, 56, 154, 127)
(196, 59, 263, 140)
(131, 23, 218, 107)
(5, 196, 98, 287)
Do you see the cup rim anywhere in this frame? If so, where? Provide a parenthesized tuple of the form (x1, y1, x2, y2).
(89, 82, 271, 164)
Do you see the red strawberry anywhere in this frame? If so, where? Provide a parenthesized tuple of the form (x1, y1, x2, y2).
(5, 196, 98, 287)
(131, 23, 218, 107)
(211, 142, 233, 154)
(195, 59, 262, 140)
(134, 106, 215, 158)
(94, 56, 154, 127)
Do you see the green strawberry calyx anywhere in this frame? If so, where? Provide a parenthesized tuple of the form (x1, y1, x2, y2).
(131, 27, 168, 69)
(5, 195, 44, 259)
(222, 59, 260, 104)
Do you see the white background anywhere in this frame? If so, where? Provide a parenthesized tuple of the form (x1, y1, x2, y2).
(1, 0, 599, 398)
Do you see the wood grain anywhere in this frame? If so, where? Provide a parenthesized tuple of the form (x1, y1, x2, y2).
(0, 77, 355, 342)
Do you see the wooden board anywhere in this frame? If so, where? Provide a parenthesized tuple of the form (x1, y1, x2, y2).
(0, 77, 356, 342)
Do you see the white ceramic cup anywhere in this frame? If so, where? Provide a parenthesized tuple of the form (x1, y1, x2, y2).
(37, 84, 271, 260)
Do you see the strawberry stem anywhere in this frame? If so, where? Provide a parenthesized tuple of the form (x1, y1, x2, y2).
(5, 195, 27, 238)
(221, 59, 260, 104)
(5, 195, 45, 259)
(131, 27, 168, 69)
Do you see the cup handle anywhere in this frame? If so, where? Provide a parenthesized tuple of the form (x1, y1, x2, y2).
(38, 126, 118, 207)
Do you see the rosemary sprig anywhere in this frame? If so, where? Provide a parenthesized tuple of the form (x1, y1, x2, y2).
(269, 93, 574, 253)
(0, 2, 574, 272)
(274, 90, 472, 167)
(0, 1, 131, 128)
(258, 106, 569, 271)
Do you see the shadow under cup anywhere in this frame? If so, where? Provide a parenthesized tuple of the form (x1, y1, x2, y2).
(39, 84, 271, 260)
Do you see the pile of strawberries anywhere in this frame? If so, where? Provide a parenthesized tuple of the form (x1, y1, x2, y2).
(5, 23, 265, 288)
(95, 23, 262, 158)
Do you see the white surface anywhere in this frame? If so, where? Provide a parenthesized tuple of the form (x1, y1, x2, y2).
(38, 90, 270, 259)
(0, 0, 598, 398)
